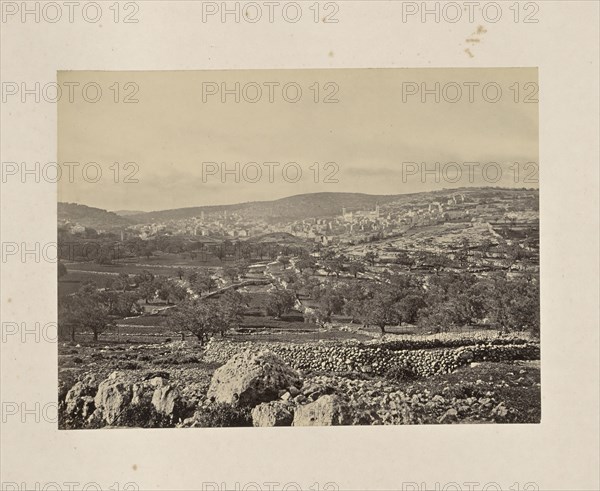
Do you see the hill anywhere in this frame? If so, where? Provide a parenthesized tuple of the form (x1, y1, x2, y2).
(58, 203, 132, 230)
(128, 192, 402, 223)
(112, 209, 146, 217)
(59, 188, 537, 229)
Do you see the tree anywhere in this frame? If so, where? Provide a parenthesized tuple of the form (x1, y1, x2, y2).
(346, 261, 365, 278)
(95, 248, 113, 265)
(167, 296, 243, 344)
(223, 266, 240, 283)
(360, 289, 402, 335)
(168, 299, 217, 344)
(237, 261, 249, 279)
(425, 252, 450, 275)
(395, 251, 413, 267)
(99, 290, 141, 317)
(58, 296, 80, 342)
(417, 300, 464, 333)
(341, 281, 369, 323)
(218, 290, 247, 336)
(61, 293, 113, 342)
(168, 283, 188, 304)
(315, 286, 345, 323)
(277, 255, 291, 268)
(113, 272, 130, 292)
(396, 294, 426, 325)
(58, 262, 68, 279)
(296, 256, 316, 273)
(265, 287, 296, 318)
(186, 269, 199, 285)
(364, 251, 378, 266)
(322, 255, 344, 277)
(176, 267, 185, 280)
(135, 270, 154, 285)
(488, 273, 539, 334)
(138, 279, 157, 304)
(192, 272, 216, 295)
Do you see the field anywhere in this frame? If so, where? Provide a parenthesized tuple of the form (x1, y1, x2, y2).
(58, 335, 541, 428)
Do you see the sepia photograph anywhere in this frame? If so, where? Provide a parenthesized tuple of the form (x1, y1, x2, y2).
(2, 1, 599, 489)
(56, 68, 541, 429)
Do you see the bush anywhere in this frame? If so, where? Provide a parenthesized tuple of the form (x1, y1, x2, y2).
(447, 382, 487, 400)
(116, 400, 176, 428)
(384, 365, 418, 383)
(193, 403, 252, 427)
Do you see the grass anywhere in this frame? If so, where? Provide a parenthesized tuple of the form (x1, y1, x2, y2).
(403, 361, 541, 423)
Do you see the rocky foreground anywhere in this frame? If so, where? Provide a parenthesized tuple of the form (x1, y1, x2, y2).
(59, 338, 540, 428)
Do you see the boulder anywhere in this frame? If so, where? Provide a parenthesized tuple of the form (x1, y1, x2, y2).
(251, 401, 293, 427)
(65, 381, 96, 416)
(151, 385, 180, 417)
(94, 373, 133, 424)
(292, 395, 349, 426)
(80, 396, 95, 419)
(207, 350, 300, 407)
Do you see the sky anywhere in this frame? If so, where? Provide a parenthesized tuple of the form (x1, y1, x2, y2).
(58, 68, 538, 212)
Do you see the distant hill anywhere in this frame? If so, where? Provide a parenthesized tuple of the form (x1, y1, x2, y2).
(129, 192, 403, 223)
(112, 209, 146, 217)
(58, 203, 132, 230)
(59, 188, 538, 229)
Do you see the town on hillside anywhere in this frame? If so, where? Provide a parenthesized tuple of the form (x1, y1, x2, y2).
(57, 187, 540, 429)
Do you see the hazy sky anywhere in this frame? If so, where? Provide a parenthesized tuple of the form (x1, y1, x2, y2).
(58, 68, 538, 212)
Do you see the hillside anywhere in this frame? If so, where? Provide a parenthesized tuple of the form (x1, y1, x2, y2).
(128, 192, 402, 223)
(58, 203, 132, 230)
(112, 209, 146, 217)
(59, 188, 537, 229)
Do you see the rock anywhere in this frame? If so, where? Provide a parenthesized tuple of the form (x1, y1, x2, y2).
(143, 371, 170, 381)
(81, 396, 95, 419)
(131, 383, 151, 406)
(207, 350, 300, 407)
(293, 394, 307, 404)
(288, 386, 300, 397)
(281, 392, 292, 401)
(148, 376, 167, 388)
(438, 407, 458, 423)
(292, 395, 349, 426)
(87, 408, 103, 426)
(58, 381, 70, 403)
(65, 381, 96, 416)
(108, 371, 126, 380)
(492, 402, 508, 418)
(458, 350, 475, 363)
(251, 401, 293, 427)
(470, 362, 482, 367)
(151, 385, 180, 417)
(94, 374, 133, 424)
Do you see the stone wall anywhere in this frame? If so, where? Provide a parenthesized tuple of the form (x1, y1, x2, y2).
(203, 339, 540, 377)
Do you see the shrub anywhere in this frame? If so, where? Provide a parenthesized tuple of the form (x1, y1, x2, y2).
(193, 403, 252, 427)
(384, 365, 418, 383)
(447, 382, 487, 400)
(116, 400, 175, 428)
